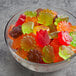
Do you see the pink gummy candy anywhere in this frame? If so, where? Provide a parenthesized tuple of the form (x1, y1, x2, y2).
(58, 31, 72, 46)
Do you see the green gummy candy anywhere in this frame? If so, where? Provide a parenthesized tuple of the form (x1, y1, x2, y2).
(49, 31, 58, 39)
(54, 15, 69, 26)
(24, 11, 37, 17)
(42, 45, 54, 63)
(22, 22, 34, 34)
(71, 40, 76, 47)
(59, 45, 74, 60)
(70, 32, 76, 40)
(38, 12, 53, 26)
(43, 57, 51, 64)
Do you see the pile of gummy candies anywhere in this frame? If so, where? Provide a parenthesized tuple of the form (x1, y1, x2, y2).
(8, 8, 76, 64)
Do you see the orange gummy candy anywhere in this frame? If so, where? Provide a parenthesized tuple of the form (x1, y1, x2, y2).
(71, 26, 76, 32)
(12, 35, 23, 49)
(16, 48, 28, 59)
(57, 21, 72, 32)
(25, 17, 38, 26)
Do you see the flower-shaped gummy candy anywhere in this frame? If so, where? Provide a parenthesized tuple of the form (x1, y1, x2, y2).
(42, 45, 54, 63)
(59, 45, 74, 60)
(58, 31, 72, 46)
(12, 35, 23, 49)
(36, 30, 50, 47)
(38, 12, 53, 26)
(16, 48, 28, 59)
(27, 49, 42, 63)
(22, 22, 34, 34)
(57, 21, 72, 32)
(21, 35, 36, 51)
(41, 9, 57, 18)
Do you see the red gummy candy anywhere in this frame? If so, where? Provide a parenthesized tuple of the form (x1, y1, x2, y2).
(15, 14, 26, 26)
(19, 14, 26, 19)
(36, 30, 50, 47)
(54, 55, 64, 63)
(50, 38, 63, 62)
(58, 31, 72, 46)
(50, 38, 61, 54)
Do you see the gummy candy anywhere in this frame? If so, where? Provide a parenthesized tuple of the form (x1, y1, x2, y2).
(54, 15, 69, 26)
(21, 35, 36, 51)
(8, 24, 15, 40)
(34, 45, 43, 53)
(16, 48, 28, 59)
(70, 32, 76, 47)
(70, 32, 76, 40)
(9, 25, 22, 38)
(53, 15, 58, 23)
(49, 24, 57, 33)
(25, 17, 38, 26)
(54, 55, 64, 63)
(71, 40, 76, 47)
(50, 38, 64, 63)
(50, 38, 61, 54)
(58, 31, 72, 46)
(24, 11, 37, 17)
(15, 14, 26, 26)
(19, 14, 26, 19)
(36, 30, 50, 47)
(71, 26, 76, 32)
(22, 22, 34, 34)
(59, 45, 74, 60)
(36, 8, 43, 16)
(70, 45, 76, 53)
(33, 25, 50, 34)
(27, 49, 42, 63)
(38, 12, 53, 26)
(41, 9, 58, 23)
(42, 45, 54, 63)
(12, 35, 23, 49)
(41, 9, 57, 18)
(8, 8, 76, 64)
(57, 21, 72, 32)
(49, 31, 58, 39)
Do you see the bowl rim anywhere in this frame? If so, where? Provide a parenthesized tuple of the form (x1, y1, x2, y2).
(4, 7, 76, 66)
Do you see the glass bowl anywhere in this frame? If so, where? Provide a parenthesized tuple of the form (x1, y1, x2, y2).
(4, 7, 76, 72)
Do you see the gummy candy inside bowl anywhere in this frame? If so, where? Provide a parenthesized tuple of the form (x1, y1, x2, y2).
(4, 7, 76, 72)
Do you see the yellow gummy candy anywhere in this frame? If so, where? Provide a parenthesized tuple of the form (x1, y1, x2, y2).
(33, 25, 50, 34)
